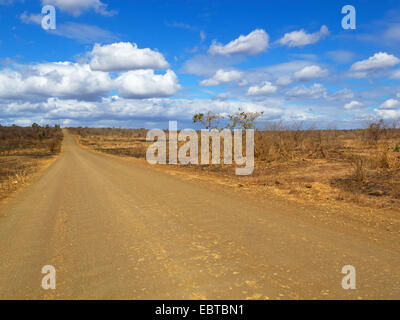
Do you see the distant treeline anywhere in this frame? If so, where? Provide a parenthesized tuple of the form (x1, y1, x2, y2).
(68, 127, 147, 139)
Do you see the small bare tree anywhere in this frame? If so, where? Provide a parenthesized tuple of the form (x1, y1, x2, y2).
(225, 109, 264, 130)
(192, 111, 223, 130)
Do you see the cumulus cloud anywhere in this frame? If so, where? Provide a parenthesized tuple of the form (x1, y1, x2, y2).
(375, 97, 400, 118)
(0, 42, 179, 102)
(0, 62, 113, 101)
(379, 98, 400, 109)
(278, 25, 329, 47)
(344, 101, 363, 109)
(42, 0, 116, 17)
(350, 52, 400, 72)
(375, 108, 400, 119)
(208, 29, 269, 56)
(89, 42, 169, 72)
(293, 65, 328, 81)
(200, 69, 242, 86)
(116, 70, 181, 99)
(247, 81, 277, 96)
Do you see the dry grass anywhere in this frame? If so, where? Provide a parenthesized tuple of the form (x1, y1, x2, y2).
(0, 124, 63, 202)
(69, 127, 148, 158)
(69, 121, 400, 210)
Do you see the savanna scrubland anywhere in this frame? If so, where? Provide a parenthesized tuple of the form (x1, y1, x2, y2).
(2, 117, 400, 211)
(0, 124, 63, 202)
(68, 113, 400, 211)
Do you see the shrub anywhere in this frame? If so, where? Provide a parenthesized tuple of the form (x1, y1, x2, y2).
(350, 156, 366, 182)
(365, 119, 387, 146)
(47, 138, 61, 153)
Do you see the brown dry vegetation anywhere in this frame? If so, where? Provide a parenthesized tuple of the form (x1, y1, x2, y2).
(0, 124, 63, 202)
(70, 127, 148, 158)
(69, 120, 400, 210)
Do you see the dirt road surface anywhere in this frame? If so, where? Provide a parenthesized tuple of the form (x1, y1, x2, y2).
(0, 131, 399, 299)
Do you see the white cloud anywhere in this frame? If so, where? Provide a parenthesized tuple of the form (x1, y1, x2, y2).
(350, 52, 400, 72)
(327, 89, 354, 101)
(379, 98, 400, 109)
(116, 70, 181, 99)
(235, 61, 316, 89)
(278, 25, 329, 47)
(286, 83, 327, 100)
(247, 81, 277, 96)
(209, 29, 269, 56)
(110, 97, 281, 120)
(0, 62, 113, 101)
(293, 65, 328, 81)
(0, 97, 283, 125)
(262, 61, 313, 75)
(282, 106, 322, 122)
(200, 69, 242, 86)
(42, 0, 116, 16)
(344, 101, 363, 109)
(89, 42, 169, 72)
(275, 76, 292, 86)
(375, 108, 400, 119)
(212, 92, 230, 101)
(0, 46, 179, 101)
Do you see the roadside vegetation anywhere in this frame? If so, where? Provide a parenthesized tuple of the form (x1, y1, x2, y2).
(0, 124, 63, 202)
(69, 114, 400, 210)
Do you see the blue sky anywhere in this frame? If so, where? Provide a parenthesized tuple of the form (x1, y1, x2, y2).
(1, 0, 400, 129)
